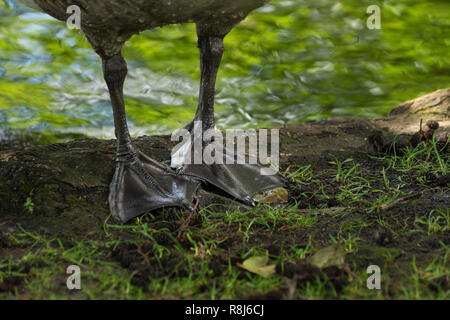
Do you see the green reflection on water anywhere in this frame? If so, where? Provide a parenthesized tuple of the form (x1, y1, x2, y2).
(0, 0, 449, 140)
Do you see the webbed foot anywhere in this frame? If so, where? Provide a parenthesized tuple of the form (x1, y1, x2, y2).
(109, 149, 199, 224)
(172, 140, 286, 206)
(182, 161, 286, 206)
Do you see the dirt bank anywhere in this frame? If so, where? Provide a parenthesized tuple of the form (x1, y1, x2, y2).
(0, 88, 448, 299)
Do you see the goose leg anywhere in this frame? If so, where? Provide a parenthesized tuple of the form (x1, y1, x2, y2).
(174, 32, 286, 205)
(103, 53, 199, 224)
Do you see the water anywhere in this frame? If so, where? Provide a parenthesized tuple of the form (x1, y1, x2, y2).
(0, 0, 449, 141)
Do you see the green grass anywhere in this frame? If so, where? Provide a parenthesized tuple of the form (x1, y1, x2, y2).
(1, 139, 448, 299)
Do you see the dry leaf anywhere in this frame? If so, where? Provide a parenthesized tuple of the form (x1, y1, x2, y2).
(310, 244, 345, 269)
(253, 187, 289, 204)
(237, 251, 276, 278)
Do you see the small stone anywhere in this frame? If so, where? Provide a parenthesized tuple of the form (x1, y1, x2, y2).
(425, 120, 439, 130)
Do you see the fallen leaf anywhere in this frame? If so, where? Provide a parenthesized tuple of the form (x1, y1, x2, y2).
(253, 187, 289, 204)
(242, 254, 269, 267)
(0, 152, 16, 162)
(310, 244, 345, 269)
(237, 251, 276, 278)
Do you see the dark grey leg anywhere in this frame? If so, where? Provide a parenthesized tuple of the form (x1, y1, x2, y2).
(183, 35, 224, 134)
(103, 53, 199, 224)
(103, 54, 137, 162)
(195, 35, 224, 132)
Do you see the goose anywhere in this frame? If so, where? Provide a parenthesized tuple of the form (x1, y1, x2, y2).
(18, 0, 286, 223)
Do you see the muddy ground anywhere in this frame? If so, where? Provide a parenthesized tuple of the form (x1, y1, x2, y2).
(0, 89, 448, 299)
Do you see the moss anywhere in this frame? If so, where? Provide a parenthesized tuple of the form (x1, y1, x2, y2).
(348, 245, 403, 268)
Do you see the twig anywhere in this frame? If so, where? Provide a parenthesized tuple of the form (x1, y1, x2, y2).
(176, 197, 200, 240)
(379, 187, 441, 212)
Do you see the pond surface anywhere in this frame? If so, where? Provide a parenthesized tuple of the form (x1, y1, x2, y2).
(0, 0, 449, 140)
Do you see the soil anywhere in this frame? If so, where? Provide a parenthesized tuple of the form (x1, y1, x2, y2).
(0, 88, 448, 299)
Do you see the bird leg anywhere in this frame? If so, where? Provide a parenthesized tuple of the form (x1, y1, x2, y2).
(174, 32, 286, 205)
(103, 53, 199, 224)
